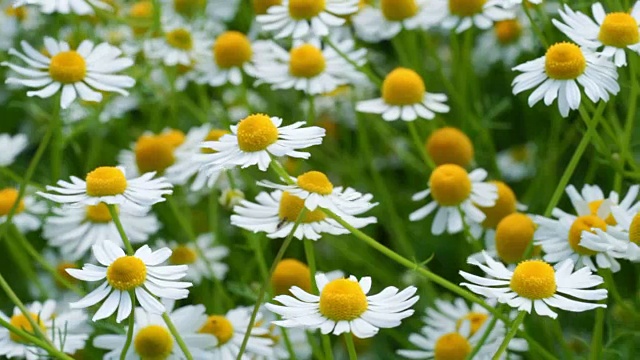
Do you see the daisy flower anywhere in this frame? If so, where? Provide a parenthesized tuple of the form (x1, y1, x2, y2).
(356, 67, 450, 121)
(0, 133, 27, 167)
(0, 300, 88, 359)
(579, 202, 640, 263)
(460, 251, 607, 318)
(468, 181, 518, 242)
(144, 22, 211, 66)
(199, 307, 276, 359)
(37, 166, 173, 214)
(13, 0, 112, 15)
(251, 38, 366, 95)
(253, 0, 282, 15)
(127, 0, 156, 37)
(256, 0, 359, 39)
(231, 190, 376, 241)
(196, 113, 325, 174)
(496, 143, 537, 182)
(474, 17, 537, 71)
(67, 240, 192, 322)
(94, 301, 215, 359)
(195, 31, 256, 87)
(409, 165, 498, 236)
(266, 273, 419, 338)
(469, 212, 538, 265)
(552, 183, 631, 222)
(43, 202, 160, 261)
(552, 3, 640, 67)
(0, 188, 47, 233)
(511, 42, 620, 117)
(425, 127, 474, 168)
(0, 2, 36, 51)
(2, 38, 135, 109)
(272, 258, 312, 296)
(158, 234, 230, 285)
(352, 0, 432, 43)
(423, 0, 514, 33)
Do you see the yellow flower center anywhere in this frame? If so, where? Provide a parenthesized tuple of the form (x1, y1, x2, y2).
(5, 5, 27, 21)
(271, 258, 311, 295)
(382, 67, 425, 106)
(199, 315, 234, 346)
(130, 1, 154, 35)
(85, 203, 114, 223)
(587, 199, 617, 225)
(448, 0, 486, 17)
(510, 260, 557, 299)
(173, 0, 206, 16)
(236, 114, 279, 152)
(425, 127, 474, 167)
(380, 0, 418, 21)
(253, 0, 283, 14)
(85, 167, 128, 197)
(455, 312, 488, 336)
(598, 12, 639, 48)
(135, 134, 180, 174)
(202, 129, 230, 154)
(478, 181, 516, 229)
(434, 332, 471, 360)
(510, 145, 529, 162)
(628, 213, 640, 245)
(134, 325, 174, 360)
(568, 215, 607, 256)
(296, 171, 334, 195)
(544, 42, 586, 80)
(494, 19, 522, 45)
(106, 256, 147, 291)
(49, 51, 87, 84)
(429, 164, 472, 206)
(495, 213, 536, 264)
(56, 262, 79, 287)
(288, 0, 325, 19)
(166, 28, 194, 50)
(214, 31, 253, 68)
(159, 130, 186, 148)
(169, 246, 197, 265)
(278, 192, 327, 223)
(289, 44, 326, 78)
(318, 279, 368, 321)
(0, 188, 25, 216)
(9, 313, 46, 343)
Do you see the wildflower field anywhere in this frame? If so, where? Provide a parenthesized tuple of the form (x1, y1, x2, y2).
(2, 0, 640, 359)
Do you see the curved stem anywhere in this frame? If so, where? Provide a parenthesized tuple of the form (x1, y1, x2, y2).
(407, 122, 434, 170)
(120, 291, 136, 360)
(492, 311, 526, 360)
(344, 333, 358, 360)
(108, 204, 134, 255)
(163, 311, 193, 360)
(0, 316, 74, 360)
(303, 240, 318, 291)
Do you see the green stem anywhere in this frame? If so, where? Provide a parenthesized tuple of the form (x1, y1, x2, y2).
(108, 204, 134, 255)
(589, 307, 605, 360)
(323, 37, 382, 86)
(344, 333, 358, 360)
(303, 240, 318, 291)
(163, 312, 193, 360)
(407, 122, 434, 170)
(120, 291, 136, 360)
(619, 56, 639, 187)
(322, 335, 334, 360)
(280, 328, 298, 360)
(308, 94, 316, 125)
(270, 159, 295, 185)
(523, 3, 549, 47)
(466, 314, 498, 360)
(51, 95, 62, 181)
(492, 311, 526, 360)
(250, 234, 270, 282)
(0, 316, 75, 360)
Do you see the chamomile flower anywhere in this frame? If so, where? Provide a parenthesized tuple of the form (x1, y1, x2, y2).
(356, 67, 450, 121)
(37, 166, 173, 214)
(511, 42, 620, 117)
(144, 22, 210, 66)
(551, 184, 627, 223)
(272, 258, 312, 295)
(158, 234, 229, 285)
(256, 0, 359, 39)
(496, 143, 537, 182)
(409, 165, 498, 236)
(460, 251, 607, 318)
(468, 181, 518, 242)
(0, 300, 88, 359)
(253, 0, 282, 15)
(43, 203, 160, 261)
(0, 2, 35, 51)
(425, 127, 474, 167)
(0, 133, 27, 167)
(266, 273, 419, 338)
(195, 31, 256, 87)
(423, 0, 514, 33)
(67, 240, 192, 322)
(197, 113, 325, 174)
(127, 0, 156, 37)
(552, 3, 640, 67)
(231, 190, 376, 240)
(474, 17, 537, 71)
(13, 0, 112, 15)
(2, 38, 135, 109)
(251, 38, 366, 95)
(199, 307, 276, 359)
(469, 213, 538, 265)
(94, 301, 215, 359)
(0, 188, 46, 233)
(352, 0, 431, 43)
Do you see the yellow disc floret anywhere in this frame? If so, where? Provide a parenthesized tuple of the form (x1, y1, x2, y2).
(510, 260, 556, 299)
(425, 127, 474, 167)
(587, 199, 616, 225)
(199, 315, 234, 346)
(56, 262, 79, 287)
(5, 5, 27, 21)
(429, 164, 472, 206)
(135, 135, 177, 174)
(478, 181, 516, 229)
(106, 256, 147, 291)
(278, 192, 327, 223)
(494, 19, 522, 45)
(236, 114, 279, 152)
(0, 188, 25, 216)
(9, 313, 46, 343)
(382, 67, 425, 105)
(433, 332, 471, 360)
(568, 215, 607, 255)
(289, 44, 326, 78)
(85, 203, 114, 223)
(297, 171, 334, 195)
(253, 0, 282, 14)
(173, 0, 205, 16)
(380, 0, 418, 21)
(169, 246, 197, 265)
(49, 51, 87, 84)
(495, 213, 536, 263)
(166, 28, 193, 50)
(159, 130, 186, 148)
(598, 12, 639, 48)
(544, 42, 586, 80)
(288, 0, 325, 19)
(214, 31, 253, 68)
(202, 129, 230, 154)
(85, 167, 128, 197)
(449, 0, 486, 17)
(456, 312, 488, 336)
(271, 258, 311, 295)
(628, 213, 640, 244)
(134, 325, 174, 360)
(129, 1, 154, 35)
(319, 279, 368, 321)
